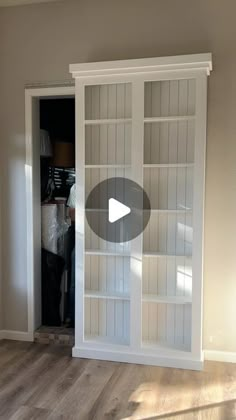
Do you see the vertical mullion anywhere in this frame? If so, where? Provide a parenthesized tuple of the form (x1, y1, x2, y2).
(130, 77, 144, 350)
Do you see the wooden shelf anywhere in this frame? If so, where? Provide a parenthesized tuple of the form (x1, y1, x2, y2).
(142, 340, 191, 353)
(85, 290, 130, 301)
(84, 335, 129, 346)
(142, 294, 192, 304)
(85, 118, 132, 125)
(85, 250, 130, 257)
(143, 163, 194, 168)
(144, 115, 195, 123)
(85, 164, 131, 168)
(146, 209, 192, 213)
(143, 252, 192, 258)
(85, 209, 108, 212)
(86, 208, 192, 214)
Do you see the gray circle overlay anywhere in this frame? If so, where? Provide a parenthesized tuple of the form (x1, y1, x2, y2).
(85, 177, 151, 243)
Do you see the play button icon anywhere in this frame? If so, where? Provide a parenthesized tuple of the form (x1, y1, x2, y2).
(108, 198, 131, 223)
(85, 177, 151, 243)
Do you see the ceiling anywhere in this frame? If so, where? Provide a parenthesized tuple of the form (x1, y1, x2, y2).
(0, 0, 62, 6)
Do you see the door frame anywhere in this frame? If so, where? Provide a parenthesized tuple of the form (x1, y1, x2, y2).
(25, 85, 75, 339)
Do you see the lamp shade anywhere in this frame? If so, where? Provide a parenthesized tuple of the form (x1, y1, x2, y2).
(51, 141, 75, 168)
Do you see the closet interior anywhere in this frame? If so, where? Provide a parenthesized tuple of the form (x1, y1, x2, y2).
(37, 97, 76, 340)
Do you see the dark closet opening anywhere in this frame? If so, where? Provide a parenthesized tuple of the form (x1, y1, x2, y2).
(38, 98, 75, 342)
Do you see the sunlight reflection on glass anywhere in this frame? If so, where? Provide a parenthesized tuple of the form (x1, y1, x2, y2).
(177, 222, 193, 243)
(177, 262, 192, 295)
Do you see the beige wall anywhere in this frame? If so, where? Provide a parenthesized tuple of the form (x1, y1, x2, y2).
(0, 0, 236, 351)
(0, 11, 4, 330)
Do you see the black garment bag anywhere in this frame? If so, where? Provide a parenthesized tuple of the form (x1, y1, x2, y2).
(41, 249, 65, 326)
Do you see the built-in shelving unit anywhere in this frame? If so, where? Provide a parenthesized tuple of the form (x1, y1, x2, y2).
(70, 53, 212, 369)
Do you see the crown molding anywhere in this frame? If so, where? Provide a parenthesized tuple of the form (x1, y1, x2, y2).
(70, 53, 213, 79)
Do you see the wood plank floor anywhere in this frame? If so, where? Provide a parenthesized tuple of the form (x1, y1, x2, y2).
(0, 340, 236, 419)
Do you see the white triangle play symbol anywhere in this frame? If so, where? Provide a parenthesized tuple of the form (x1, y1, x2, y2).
(108, 198, 131, 223)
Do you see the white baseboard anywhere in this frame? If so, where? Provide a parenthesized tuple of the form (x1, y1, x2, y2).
(204, 350, 236, 364)
(0, 330, 34, 342)
(0, 332, 235, 365)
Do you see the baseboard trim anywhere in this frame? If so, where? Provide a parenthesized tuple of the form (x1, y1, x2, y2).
(205, 350, 236, 364)
(0, 330, 34, 342)
(0, 332, 235, 365)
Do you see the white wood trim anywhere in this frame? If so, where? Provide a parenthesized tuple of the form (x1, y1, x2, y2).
(0, 330, 33, 342)
(191, 74, 208, 362)
(144, 116, 195, 123)
(25, 91, 41, 335)
(25, 86, 75, 98)
(25, 90, 34, 336)
(150, 209, 193, 213)
(72, 346, 203, 370)
(142, 295, 192, 304)
(76, 336, 198, 357)
(85, 165, 130, 168)
(143, 163, 194, 168)
(70, 53, 212, 78)
(85, 118, 132, 125)
(85, 291, 130, 300)
(85, 250, 130, 256)
(74, 80, 85, 348)
(0, 0, 61, 7)
(143, 252, 192, 257)
(130, 78, 144, 350)
(204, 350, 236, 364)
(25, 85, 75, 338)
(73, 70, 210, 86)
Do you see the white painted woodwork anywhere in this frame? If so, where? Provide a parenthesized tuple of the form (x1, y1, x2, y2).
(0, 0, 61, 7)
(71, 54, 212, 370)
(25, 95, 41, 334)
(25, 86, 75, 340)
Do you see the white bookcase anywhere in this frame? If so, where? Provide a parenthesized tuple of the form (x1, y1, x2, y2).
(70, 54, 212, 370)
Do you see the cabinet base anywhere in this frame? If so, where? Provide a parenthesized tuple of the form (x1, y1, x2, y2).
(72, 346, 203, 371)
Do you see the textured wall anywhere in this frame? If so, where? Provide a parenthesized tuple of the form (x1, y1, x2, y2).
(0, 0, 236, 351)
